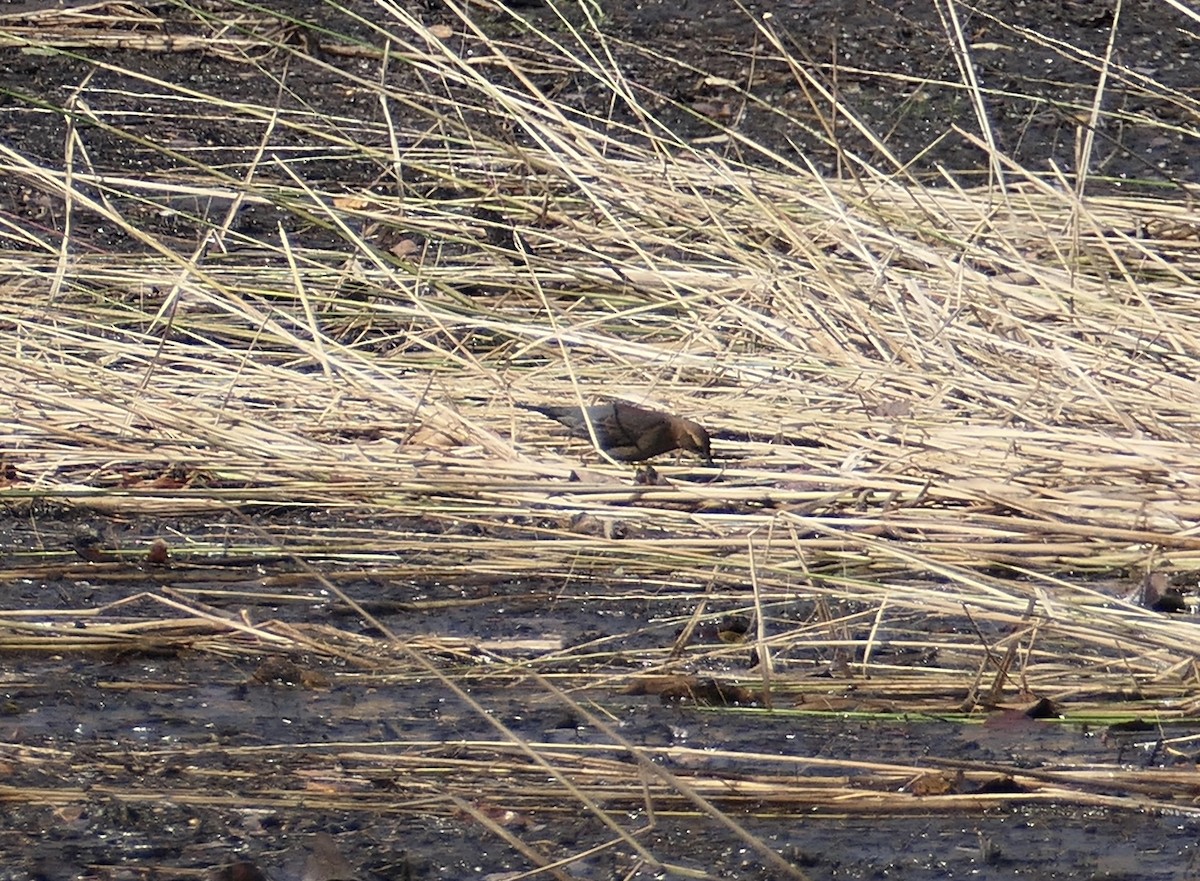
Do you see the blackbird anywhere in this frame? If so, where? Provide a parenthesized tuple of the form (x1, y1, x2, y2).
(522, 401, 713, 463)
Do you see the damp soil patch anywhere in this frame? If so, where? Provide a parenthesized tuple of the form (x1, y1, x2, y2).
(3, 0, 1200, 878)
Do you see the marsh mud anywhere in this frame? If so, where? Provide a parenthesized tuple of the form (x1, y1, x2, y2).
(3, 0, 1200, 878)
(2, 512, 1200, 880)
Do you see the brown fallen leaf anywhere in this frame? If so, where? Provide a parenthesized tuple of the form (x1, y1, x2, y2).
(146, 537, 170, 566)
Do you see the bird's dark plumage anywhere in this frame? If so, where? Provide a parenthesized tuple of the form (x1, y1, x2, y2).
(522, 401, 712, 463)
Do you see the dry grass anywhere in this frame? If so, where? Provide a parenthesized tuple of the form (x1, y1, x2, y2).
(1, 0, 1200, 876)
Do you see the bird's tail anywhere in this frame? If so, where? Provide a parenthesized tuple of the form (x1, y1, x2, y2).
(518, 403, 569, 419)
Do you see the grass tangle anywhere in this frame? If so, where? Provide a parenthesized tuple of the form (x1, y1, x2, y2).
(1, 0, 1200, 877)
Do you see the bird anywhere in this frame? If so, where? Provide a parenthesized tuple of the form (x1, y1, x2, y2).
(521, 401, 713, 464)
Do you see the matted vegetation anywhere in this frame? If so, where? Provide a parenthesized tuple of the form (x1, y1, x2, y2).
(2, 0, 1200, 877)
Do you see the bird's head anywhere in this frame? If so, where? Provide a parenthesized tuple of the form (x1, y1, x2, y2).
(675, 419, 714, 464)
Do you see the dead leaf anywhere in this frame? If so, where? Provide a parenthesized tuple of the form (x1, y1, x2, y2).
(390, 238, 420, 258)
(146, 537, 170, 566)
(332, 195, 371, 210)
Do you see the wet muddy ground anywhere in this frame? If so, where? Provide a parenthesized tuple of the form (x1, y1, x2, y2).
(3, 513, 1200, 879)
(3, 0, 1200, 878)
